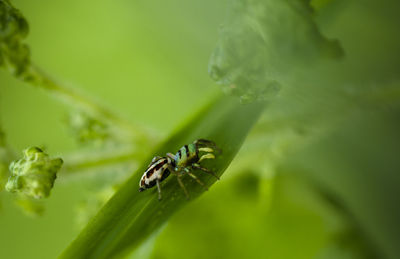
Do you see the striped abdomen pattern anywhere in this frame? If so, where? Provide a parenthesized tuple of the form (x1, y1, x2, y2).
(139, 157, 171, 190)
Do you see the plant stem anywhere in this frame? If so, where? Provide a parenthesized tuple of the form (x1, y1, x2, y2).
(25, 64, 155, 144)
(62, 148, 141, 174)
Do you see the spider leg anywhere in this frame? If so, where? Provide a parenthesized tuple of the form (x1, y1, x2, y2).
(168, 165, 190, 199)
(198, 153, 215, 163)
(192, 163, 220, 180)
(198, 147, 214, 153)
(194, 139, 222, 154)
(194, 139, 216, 146)
(156, 180, 162, 201)
(185, 169, 208, 191)
(177, 175, 190, 199)
(166, 152, 176, 161)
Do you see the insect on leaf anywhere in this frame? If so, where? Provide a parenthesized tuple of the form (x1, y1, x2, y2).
(59, 95, 264, 259)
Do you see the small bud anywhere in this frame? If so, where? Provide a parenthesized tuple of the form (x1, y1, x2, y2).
(68, 112, 110, 145)
(0, 0, 31, 78)
(5, 147, 63, 199)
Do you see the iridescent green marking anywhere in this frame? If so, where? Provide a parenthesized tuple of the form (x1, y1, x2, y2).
(188, 143, 196, 155)
(176, 146, 187, 166)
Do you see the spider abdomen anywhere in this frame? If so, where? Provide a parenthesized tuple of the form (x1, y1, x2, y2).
(139, 157, 170, 191)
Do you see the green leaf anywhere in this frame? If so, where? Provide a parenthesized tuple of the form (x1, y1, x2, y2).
(0, 0, 31, 78)
(280, 109, 400, 259)
(59, 95, 264, 259)
(150, 172, 374, 259)
(208, 0, 343, 103)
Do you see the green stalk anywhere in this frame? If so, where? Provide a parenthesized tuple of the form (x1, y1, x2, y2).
(26, 64, 154, 144)
(62, 150, 139, 174)
(59, 95, 264, 259)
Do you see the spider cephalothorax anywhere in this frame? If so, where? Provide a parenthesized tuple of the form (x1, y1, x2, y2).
(139, 139, 220, 200)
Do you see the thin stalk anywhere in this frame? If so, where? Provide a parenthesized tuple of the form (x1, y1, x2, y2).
(25, 64, 155, 144)
(62, 149, 142, 174)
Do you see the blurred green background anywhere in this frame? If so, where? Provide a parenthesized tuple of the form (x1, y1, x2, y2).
(1, 0, 223, 258)
(1, 0, 400, 259)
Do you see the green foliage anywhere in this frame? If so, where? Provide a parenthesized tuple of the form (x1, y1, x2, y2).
(310, 0, 335, 10)
(75, 186, 116, 230)
(208, 0, 343, 103)
(0, 0, 30, 78)
(280, 108, 400, 259)
(151, 173, 373, 259)
(1, 0, 400, 259)
(60, 96, 264, 259)
(68, 111, 111, 146)
(5, 147, 63, 199)
(0, 0, 151, 147)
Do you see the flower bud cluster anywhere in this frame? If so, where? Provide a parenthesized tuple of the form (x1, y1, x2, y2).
(5, 147, 63, 199)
